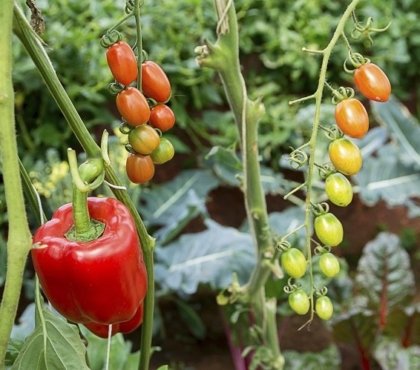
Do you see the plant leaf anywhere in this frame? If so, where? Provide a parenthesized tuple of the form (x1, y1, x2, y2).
(175, 299, 206, 339)
(371, 97, 420, 168)
(155, 220, 255, 295)
(141, 169, 219, 244)
(283, 345, 340, 370)
(355, 232, 415, 327)
(373, 339, 420, 370)
(11, 308, 88, 370)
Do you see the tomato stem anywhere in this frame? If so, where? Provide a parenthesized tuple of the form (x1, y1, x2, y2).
(0, 0, 32, 365)
(134, 0, 143, 91)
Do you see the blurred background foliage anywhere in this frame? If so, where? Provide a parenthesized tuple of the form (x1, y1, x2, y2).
(3, 0, 420, 368)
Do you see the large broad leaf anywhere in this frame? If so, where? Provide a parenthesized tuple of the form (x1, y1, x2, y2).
(373, 339, 420, 370)
(283, 345, 340, 370)
(141, 169, 219, 244)
(11, 307, 88, 370)
(355, 144, 420, 217)
(371, 97, 420, 168)
(268, 207, 305, 239)
(155, 220, 255, 295)
(355, 233, 415, 327)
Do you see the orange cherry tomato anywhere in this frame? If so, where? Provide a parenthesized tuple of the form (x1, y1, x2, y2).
(335, 98, 369, 138)
(354, 63, 391, 102)
(116, 87, 150, 126)
(329, 138, 362, 176)
(106, 41, 138, 86)
(126, 154, 155, 184)
(149, 104, 175, 132)
(141, 61, 171, 102)
(128, 125, 160, 155)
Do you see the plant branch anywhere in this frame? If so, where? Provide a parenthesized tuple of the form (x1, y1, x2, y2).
(0, 0, 32, 366)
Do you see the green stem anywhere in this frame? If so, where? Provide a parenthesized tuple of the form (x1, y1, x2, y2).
(0, 0, 32, 366)
(13, 4, 156, 367)
(302, 0, 361, 326)
(134, 0, 143, 90)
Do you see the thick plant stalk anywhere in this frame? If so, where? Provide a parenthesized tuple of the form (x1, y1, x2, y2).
(197, 1, 282, 367)
(12, 5, 155, 369)
(0, 0, 32, 366)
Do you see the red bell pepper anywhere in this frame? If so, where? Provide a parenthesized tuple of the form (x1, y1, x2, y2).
(32, 197, 147, 326)
(84, 302, 144, 338)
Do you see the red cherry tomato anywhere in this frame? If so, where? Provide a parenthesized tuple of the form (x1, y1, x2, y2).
(149, 104, 175, 132)
(116, 87, 150, 126)
(128, 125, 160, 155)
(329, 138, 362, 176)
(141, 61, 171, 102)
(106, 41, 138, 86)
(335, 98, 369, 138)
(126, 154, 155, 184)
(354, 63, 391, 102)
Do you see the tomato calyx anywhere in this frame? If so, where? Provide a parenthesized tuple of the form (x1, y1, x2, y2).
(119, 122, 133, 135)
(351, 13, 392, 46)
(314, 162, 336, 180)
(325, 82, 354, 104)
(100, 30, 122, 48)
(343, 51, 370, 73)
(108, 82, 125, 95)
(311, 202, 329, 217)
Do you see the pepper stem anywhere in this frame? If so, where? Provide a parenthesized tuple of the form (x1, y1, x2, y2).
(66, 149, 105, 242)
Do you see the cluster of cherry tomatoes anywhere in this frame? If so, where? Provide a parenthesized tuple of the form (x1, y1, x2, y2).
(106, 40, 176, 184)
(282, 60, 391, 321)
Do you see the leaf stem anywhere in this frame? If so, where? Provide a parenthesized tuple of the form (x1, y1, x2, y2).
(0, 0, 32, 365)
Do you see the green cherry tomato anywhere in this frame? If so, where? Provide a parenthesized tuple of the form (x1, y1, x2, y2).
(325, 173, 353, 207)
(315, 296, 334, 320)
(314, 213, 343, 247)
(281, 248, 307, 279)
(128, 125, 160, 155)
(288, 289, 310, 315)
(319, 253, 340, 278)
(150, 137, 175, 164)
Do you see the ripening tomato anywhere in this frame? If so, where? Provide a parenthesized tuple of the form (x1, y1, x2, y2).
(325, 173, 353, 207)
(141, 61, 171, 102)
(354, 63, 391, 102)
(128, 125, 160, 155)
(116, 87, 150, 126)
(281, 248, 307, 279)
(329, 138, 362, 176)
(288, 289, 310, 315)
(149, 104, 175, 132)
(314, 213, 343, 247)
(315, 296, 333, 320)
(319, 253, 340, 278)
(126, 153, 155, 184)
(106, 41, 138, 86)
(150, 137, 175, 164)
(335, 98, 369, 138)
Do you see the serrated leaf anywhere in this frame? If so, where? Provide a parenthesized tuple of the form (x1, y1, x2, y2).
(355, 233, 415, 326)
(355, 145, 420, 212)
(373, 339, 420, 370)
(371, 97, 420, 168)
(141, 170, 219, 243)
(283, 345, 340, 370)
(12, 308, 88, 370)
(155, 220, 255, 295)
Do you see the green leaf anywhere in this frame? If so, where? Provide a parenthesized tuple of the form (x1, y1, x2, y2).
(11, 303, 35, 341)
(155, 220, 255, 295)
(141, 170, 219, 244)
(371, 97, 420, 168)
(283, 345, 340, 370)
(156, 366, 169, 370)
(205, 146, 242, 186)
(11, 308, 88, 370)
(355, 232, 415, 309)
(373, 339, 420, 370)
(175, 299, 206, 339)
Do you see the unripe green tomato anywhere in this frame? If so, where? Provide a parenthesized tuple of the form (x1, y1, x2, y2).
(314, 213, 343, 247)
(315, 296, 334, 320)
(150, 137, 175, 164)
(288, 289, 310, 315)
(281, 248, 307, 279)
(319, 253, 340, 278)
(128, 125, 160, 155)
(325, 173, 353, 207)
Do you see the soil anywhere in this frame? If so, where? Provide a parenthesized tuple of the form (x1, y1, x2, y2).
(147, 185, 420, 370)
